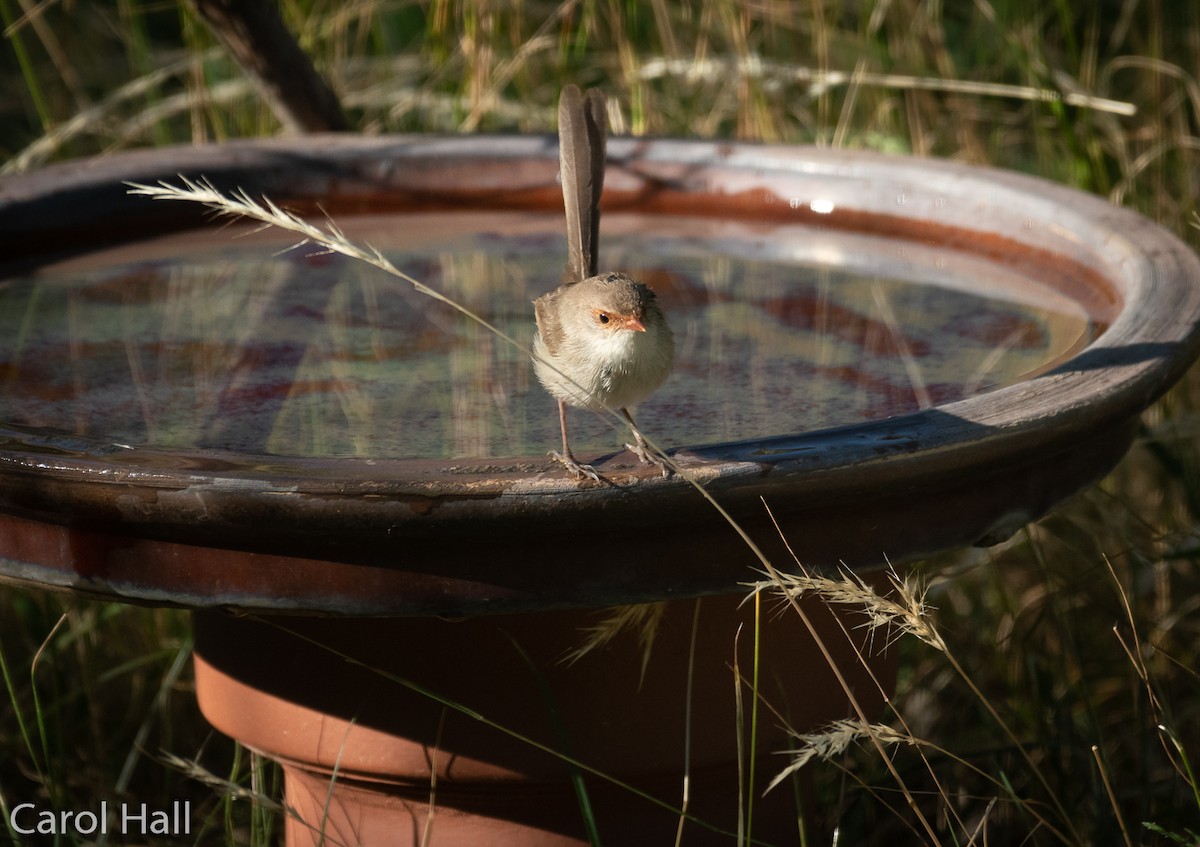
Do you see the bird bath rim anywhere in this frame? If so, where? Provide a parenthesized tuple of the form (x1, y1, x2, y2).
(1, 136, 1198, 615)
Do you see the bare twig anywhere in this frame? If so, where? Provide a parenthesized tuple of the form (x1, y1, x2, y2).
(188, 0, 349, 132)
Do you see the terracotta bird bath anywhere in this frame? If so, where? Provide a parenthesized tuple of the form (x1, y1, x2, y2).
(2, 137, 1199, 845)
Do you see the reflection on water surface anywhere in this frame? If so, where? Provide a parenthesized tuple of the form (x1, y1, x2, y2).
(0, 212, 1102, 459)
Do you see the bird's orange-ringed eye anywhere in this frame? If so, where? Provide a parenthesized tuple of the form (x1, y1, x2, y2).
(595, 311, 611, 325)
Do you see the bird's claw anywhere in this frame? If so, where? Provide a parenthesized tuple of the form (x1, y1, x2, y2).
(625, 442, 672, 478)
(549, 451, 600, 482)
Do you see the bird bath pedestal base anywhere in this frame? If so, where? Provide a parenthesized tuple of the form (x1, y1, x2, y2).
(193, 590, 893, 845)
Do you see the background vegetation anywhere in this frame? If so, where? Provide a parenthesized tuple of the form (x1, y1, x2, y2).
(2, 0, 1199, 844)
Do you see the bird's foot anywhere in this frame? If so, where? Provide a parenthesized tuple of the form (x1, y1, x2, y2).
(625, 441, 672, 478)
(549, 451, 600, 482)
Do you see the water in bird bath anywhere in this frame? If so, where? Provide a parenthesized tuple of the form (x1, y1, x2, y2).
(0, 211, 1108, 460)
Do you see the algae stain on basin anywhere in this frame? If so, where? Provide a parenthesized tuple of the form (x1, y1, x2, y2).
(0, 211, 1104, 461)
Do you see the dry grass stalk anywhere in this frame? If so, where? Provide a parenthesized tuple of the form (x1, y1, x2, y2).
(751, 565, 944, 652)
(766, 718, 914, 792)
(158, 750, 283, 811)
(638, 54, 1136, 115)
(125, 176, 514, 343)
(561, 601, 667, 682)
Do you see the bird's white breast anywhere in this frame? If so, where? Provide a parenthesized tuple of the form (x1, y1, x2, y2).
(533, 323, 673, 412)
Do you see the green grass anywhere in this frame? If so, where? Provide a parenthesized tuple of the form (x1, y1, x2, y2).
(3, 1, 1200, 844)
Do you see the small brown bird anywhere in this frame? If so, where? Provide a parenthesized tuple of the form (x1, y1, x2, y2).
(532, 86, 674, 481)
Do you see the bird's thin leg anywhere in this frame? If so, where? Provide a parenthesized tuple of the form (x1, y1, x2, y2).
(549, 399, 600, 481)
(621, 408, 670, 477)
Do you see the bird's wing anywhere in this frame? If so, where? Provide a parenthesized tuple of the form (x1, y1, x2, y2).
(533, 286, 569, 357)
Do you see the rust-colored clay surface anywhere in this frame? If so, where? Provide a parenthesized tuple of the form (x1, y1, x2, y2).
(194, 590, 896, 844)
